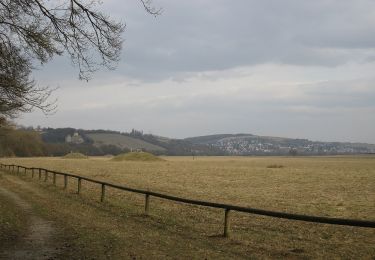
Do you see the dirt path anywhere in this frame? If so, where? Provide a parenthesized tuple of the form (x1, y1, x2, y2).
(0, 182, 59, 260)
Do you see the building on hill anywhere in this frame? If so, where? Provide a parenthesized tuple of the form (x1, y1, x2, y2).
(65, 134, 72, 143)
(65, 132, 84, 144)
(130, 148, 144, 152)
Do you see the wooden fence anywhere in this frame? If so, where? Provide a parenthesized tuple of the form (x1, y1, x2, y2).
(1, 163, 374, 237)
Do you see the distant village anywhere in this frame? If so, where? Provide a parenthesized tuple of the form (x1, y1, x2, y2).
(212, 137, 375, 155)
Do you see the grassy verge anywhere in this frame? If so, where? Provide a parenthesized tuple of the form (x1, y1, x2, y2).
(1, 175, 238, 259)
(0, 177, 28, 251)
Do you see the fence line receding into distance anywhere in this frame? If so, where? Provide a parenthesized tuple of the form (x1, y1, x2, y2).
(1, 163, 374, 237)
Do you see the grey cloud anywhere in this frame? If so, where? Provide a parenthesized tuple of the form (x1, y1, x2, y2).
(32, 0, 375, 82)
(109, 0, 375, 81)
(298, 78, 375, 109)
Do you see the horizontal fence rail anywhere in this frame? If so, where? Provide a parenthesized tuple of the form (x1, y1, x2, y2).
(1, 163, 374, 238)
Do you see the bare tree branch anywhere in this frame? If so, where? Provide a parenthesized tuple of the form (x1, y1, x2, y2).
(0, 0, 160, 121)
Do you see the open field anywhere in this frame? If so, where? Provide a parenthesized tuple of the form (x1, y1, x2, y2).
(1, 156, 374, 259)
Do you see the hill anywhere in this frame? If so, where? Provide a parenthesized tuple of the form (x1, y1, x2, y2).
(63, 152, 88, 159)
(86, 133, 166, 152)
(12, 126, 375, 156)
(185, 134, 375, 155)
(111, 152, 165, 161)
(185, 134, 253, 144)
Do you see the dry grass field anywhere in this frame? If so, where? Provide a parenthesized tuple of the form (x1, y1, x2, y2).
(1, 156, 374, 259)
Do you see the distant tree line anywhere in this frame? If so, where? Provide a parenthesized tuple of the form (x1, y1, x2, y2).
(0, 126, 226, 157)
(0, 126, 45, 157)
(0, 125, 131, 157)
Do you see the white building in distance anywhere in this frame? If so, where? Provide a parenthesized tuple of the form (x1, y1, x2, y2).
(65, 132, 84, 144)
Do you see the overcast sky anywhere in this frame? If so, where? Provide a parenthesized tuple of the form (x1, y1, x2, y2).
(18, 0, 375, 143)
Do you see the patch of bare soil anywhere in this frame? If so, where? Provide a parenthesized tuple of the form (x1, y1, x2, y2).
(0, 186, 59, 260)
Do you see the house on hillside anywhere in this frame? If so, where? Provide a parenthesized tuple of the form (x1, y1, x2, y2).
(65, 132, 84, 144)
(130, 148, 144, 152)
(65, 135, 72, 143)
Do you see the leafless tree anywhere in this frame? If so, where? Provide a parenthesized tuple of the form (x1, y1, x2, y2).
(0, 43, 55, 118)
(0, 0, 160, 121)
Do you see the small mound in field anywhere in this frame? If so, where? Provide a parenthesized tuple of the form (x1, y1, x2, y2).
(267, 164, 284, 168)
(63, 152, 88, 159)
(111, 152, 164, 162)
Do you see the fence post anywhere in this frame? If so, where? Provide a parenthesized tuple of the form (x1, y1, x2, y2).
(101, 184, 106, 202)
(224, 209, 231, 238)
(17, 166, 20, 174)
(24, 167, 26, 175)
(44, 170, 48, 182)
(145, 194, 150, 215)
(64, 175, 68, 190)
(53, 173, 56, 185)
(38, 169, 42, 180)
(32, 168, 35, 178)
(77, 178, 82, 194)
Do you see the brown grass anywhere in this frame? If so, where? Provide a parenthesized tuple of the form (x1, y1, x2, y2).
(1, 156, 374, 259)
(0, 177, 28, 251)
